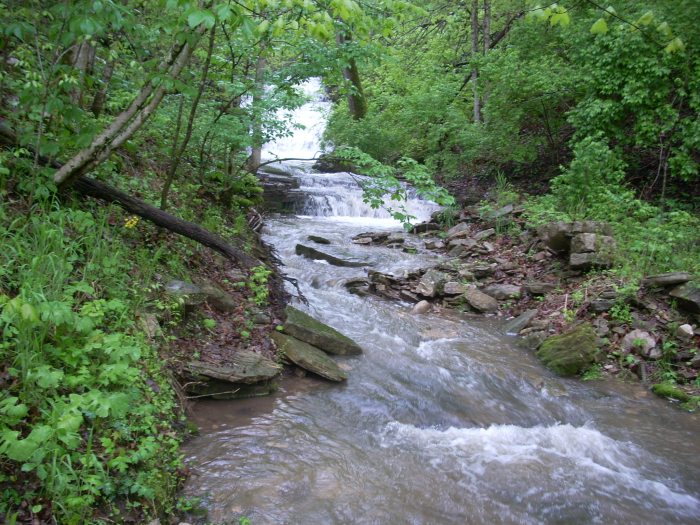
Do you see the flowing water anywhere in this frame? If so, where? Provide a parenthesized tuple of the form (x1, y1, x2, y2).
(183, 81, 700, 525)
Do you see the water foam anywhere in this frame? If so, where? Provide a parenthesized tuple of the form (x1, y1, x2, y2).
(380, 422, 700, 511)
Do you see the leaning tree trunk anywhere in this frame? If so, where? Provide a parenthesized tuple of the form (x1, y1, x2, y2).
(53, 20, 209, 189)
(481, 0, 491, 113)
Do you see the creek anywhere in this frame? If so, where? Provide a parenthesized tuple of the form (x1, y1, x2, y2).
(183, 80, 700, 524)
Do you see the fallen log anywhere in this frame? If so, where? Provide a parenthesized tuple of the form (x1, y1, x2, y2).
(0, 122, 260, 269)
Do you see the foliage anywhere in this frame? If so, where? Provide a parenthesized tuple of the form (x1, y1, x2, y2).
(0, 202, 182, 523)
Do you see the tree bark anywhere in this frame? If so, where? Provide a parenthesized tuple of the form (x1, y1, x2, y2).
(246, 52, 267, 173)
(471, 0, 481, 123)
(91, 56, 115, 118)
(482, 0, 491, 112)
(337, 33, 367, 120)
(161, 25, 216, 210)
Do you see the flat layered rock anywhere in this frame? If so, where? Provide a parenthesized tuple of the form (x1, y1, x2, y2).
(185, 351, 282, 385)
(272, 332, 347, 382)
(283, 306, 363, 355)
(295, 244, 368, 267)
(669, 281, 700, 313)
(643, 272, 692, 287)
(503, 309, 538, 335)
(464, 287, 499, 312)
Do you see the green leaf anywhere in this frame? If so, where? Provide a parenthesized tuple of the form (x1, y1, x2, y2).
(656, 21, 672, 38)
(636, 10, 654, 26)
(187, 9, 216, 29)
(590, 18, 608, 34)
(665, 37, 685, 53)
(550, 12, 570, 27)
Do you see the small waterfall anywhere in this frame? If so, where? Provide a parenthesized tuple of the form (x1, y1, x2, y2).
(260, 79, 440, 224)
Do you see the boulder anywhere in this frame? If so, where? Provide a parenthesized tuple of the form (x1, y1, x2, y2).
(524, 281, 556, 296)
(621, 329, 659, 359)
(503, 309, 538, 335)
(443, 281, 467, 295)
(486, 204, 514, 220)
(425, 239, 445, 250)
(272, 332, 347, 382)
(677, 324, 694, 340)
(343, 277, 370, 296)
(463, 287, 499, 312)
(642, 272, 692, 288)
(570, 232, 597, 253)
(411, 300, 431, 314)
(473, 228, 495, 241)
(410, 222, 441, 234)
(312, 153, 355, 173)
(482, 283, 521, 300)
(537, 221, 613, 253)
(569, 249, 615, 271)
(416, 269, 448, 298)
(283, 306, 363, 355)
(519, 331, 548, 351)
(536, 323, 598, 376)
(446, 222, 470, 238)
(165, 279, 237, 312)
(308, 235, 331, 245)
(295, 244, 368, 267)
(669, 281, 700, 313)
(185, 352, 281, 385)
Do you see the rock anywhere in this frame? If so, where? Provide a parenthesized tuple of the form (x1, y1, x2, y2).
(343, 277, 370, 296)
(295, 244, 368, 267)
(677, 324, 694, 340)
(411, 300, 431, 314)
(642, 272, 692, 288)
(308, 235, 331, 244)
(536, 323, 598, 376)
(458, 268, 475, 280)
(486, 204, 514, 220)
(387, 233, 406, 244)
(569, 249, 614, 271)
(425, 239, 445, 250)
(482, 283, 521, 300)
(448, 246, 465, 257)
(592, 317, 610, 337)
(518, 331, 548, 350)
(463, 287, 499, 312)
(352, 237, 373, 245)
(139, 313, 162, 341)
(165, 279, 237, 312)
(538, 221, 613, 252)
(184, 352, 282, 385)
(503, 309, 538, 335)
(461, 263, 494, 279)
(590, 298, 616, 313)
(312, 152, 355, 173)
(272, 332, 347, 382)
(524, 281, 556, 295)
(570, 232, 597, 253)
(443, 281, 467, 295)
(621, 329, 658, 359)
(416, 269, 448, 298)
(283, 306, 363, 355)
(691, 354, 700, 369)
(410, 222, 441, 234)
(669, 281, 700, 313)
(473, 228, 495, 241)
(448, 238, 477, 249)
(446, 222, 470, 238)
(352, 231, 390, 244)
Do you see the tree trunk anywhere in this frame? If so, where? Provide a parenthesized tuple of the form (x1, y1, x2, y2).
(161, 25, 216, 210)
(337, 33, 367, 120)
(246, 52, 267, 173)
(482, 0, 491, 112)
(53, 23, 207, 189)
(91, 56, 115, 118)
(471, 0, 481, 123)
(70, 40, 95, 106)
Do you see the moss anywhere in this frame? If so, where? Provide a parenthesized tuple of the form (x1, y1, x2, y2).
(536, 323, 597, 376)
(283, 306, 362, 355)
(651, 383, 691, 403)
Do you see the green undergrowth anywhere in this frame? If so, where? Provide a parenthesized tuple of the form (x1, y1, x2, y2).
(0, 198, 188, 523)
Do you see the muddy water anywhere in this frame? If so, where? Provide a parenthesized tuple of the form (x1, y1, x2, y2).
(183, 82, 700, 524)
